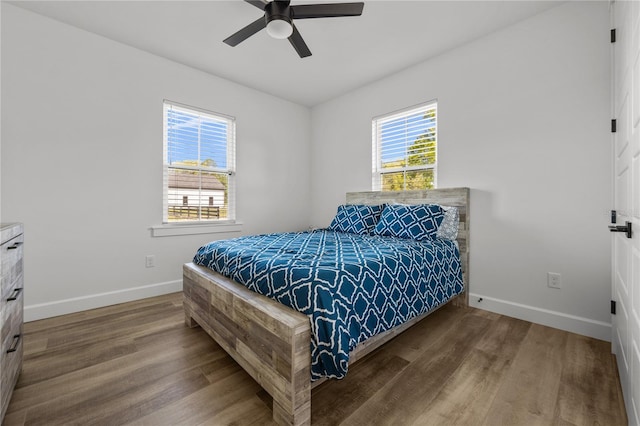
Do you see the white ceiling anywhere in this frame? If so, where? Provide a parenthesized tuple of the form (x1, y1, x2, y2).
(9, 0, 562, 107)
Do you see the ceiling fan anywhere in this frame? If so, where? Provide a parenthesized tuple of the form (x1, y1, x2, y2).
(223, 0, 365, 58)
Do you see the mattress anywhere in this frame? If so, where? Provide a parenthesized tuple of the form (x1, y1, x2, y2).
(193, 229, 463, 380)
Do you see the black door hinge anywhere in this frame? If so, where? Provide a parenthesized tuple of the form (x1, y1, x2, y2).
(612, 119, 617, 133)
(611, 300, 616, 315)
(611, 28, 616, 43)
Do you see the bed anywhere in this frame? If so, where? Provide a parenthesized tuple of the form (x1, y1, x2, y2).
(183, 187, 469, 425)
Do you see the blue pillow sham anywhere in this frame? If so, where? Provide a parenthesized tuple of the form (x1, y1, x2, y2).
(328, 204, 385, 235)
(373, 204, 445, 241)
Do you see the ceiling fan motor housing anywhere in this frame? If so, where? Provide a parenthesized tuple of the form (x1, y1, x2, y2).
(265, 1, 292, 26)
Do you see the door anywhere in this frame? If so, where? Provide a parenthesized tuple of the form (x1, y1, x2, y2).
(612, 1, 640, 424)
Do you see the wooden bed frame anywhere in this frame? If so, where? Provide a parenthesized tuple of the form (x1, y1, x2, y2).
(183, 188, 470, 425)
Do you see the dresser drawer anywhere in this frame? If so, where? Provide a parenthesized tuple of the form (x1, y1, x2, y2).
(1, 279, 23, 348)
(1, 234, 24, 301)
(1, 280, 23, 414)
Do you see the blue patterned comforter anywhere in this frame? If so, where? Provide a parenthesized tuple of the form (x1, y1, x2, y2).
(193, 230, 463, 380)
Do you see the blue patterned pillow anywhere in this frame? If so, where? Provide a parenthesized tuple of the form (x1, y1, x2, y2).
(374, 204, 445, 241)
(328, 204, 384, 235)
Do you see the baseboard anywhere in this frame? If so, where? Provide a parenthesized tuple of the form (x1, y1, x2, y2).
(24, 285, 612, 340)
(24, 280, 183, 322)
(469, 293, 611, 342)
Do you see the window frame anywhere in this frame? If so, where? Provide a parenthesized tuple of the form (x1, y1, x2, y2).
(372, 100, 438, 191)
(162, 100, 236, 225)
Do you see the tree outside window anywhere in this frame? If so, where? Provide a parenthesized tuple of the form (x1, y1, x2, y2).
(373, 102, 437, 191)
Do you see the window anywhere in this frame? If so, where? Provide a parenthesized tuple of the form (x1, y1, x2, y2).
(372, 101, 437, 191)
(163, 101, 236, 223)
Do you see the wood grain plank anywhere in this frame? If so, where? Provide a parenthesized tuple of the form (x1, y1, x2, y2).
(341, 311, 492, 425)
(22, 367, 210, 426)
(8, 320, 220, 413)
(198, 353, 244, 384)
(482, 324, 567, 426)
(37, 301, 183, 350)
(411, 315, 531, 425)
(311, 351, 410, 425)
(197, 395, 276, 426)
(19, 337, 139, 387)
(2, 408, 26, 426)
(17, 305, 186, 388)
(553, 333, 627, 426)
(129, 370, 262, 426)
(372, 303, 465, 363)
(23, 293, 180, 335)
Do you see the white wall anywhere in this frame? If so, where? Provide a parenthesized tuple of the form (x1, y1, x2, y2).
(1, 4, 311, 320)
(1, 2, 615, 341)
(310, 1, 612, 340)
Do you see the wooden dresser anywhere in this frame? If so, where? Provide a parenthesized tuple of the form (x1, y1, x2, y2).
(1, 223, 23, 422)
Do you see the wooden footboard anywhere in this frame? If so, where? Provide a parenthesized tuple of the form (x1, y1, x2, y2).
(183, 263, 311, 425)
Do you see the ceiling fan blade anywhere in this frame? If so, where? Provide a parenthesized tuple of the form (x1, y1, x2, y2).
(223, 17, 266, 47)
(244, 0, 268, 11)
(288, 24, 312, 58)
(291, 2, 364, 19)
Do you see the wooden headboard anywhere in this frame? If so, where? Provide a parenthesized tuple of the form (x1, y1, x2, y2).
(345, 188, 470, 306)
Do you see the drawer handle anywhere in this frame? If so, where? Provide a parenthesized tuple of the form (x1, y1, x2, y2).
(7, 334, 21, 353)
(6, 287, 22, 301)
(7, 241, 23, 250)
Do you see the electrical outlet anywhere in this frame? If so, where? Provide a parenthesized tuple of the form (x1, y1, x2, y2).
(145, 255, 155, 268)
(547, 272, 561, 289)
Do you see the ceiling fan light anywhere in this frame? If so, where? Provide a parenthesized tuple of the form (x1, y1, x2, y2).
(266, 19, 293, 39)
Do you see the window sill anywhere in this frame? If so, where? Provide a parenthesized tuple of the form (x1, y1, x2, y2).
(150, 221, 243, 237)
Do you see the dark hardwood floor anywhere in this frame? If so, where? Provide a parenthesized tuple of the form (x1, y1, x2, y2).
(4, 293, 627, 425)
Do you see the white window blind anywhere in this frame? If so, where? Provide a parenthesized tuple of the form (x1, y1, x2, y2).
(163, 101, 236, 223)
(372, 101, 437, 191)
